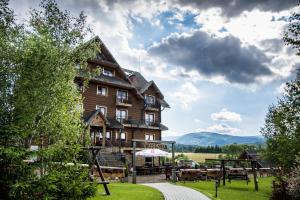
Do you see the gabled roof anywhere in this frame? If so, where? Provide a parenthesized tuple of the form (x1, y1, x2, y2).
(85, 110, 124, 129)
(123, 68, 170, 108)
(83, 36, 144, 99)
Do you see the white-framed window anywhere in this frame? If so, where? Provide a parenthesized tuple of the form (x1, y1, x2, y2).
(145, 134, 155, 141)
(106, 131, 111, 139)
(103, 68, 114, 77)
(145, 113, 155, 125)
(117, 90, 128, 101)
(96, 105, 107, 116)
(97, 86, 108, 96)
(120, 132, 126, 141)
(146, 95, 155, 105)
(116, 109, 128, 122)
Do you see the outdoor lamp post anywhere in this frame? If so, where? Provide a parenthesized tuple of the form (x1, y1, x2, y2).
(215, 179, 219, 198)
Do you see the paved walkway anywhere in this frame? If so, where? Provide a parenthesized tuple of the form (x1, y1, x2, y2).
(143, 183, 210, 200)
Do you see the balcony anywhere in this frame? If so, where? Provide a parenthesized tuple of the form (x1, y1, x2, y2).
(116, 97, 132, 107)
(144, 102, 160, 111)
(144, 120, 160, 127)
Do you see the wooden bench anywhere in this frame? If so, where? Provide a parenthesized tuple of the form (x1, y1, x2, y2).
(227, 168, 250, 184)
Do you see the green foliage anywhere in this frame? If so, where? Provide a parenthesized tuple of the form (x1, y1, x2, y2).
(177, 177, 274, 200)
(194, 145, 222, 153)
(90, 183, 164, 200)
(283, 12, 300, 55)
(175, 153, 189, 161)
(222, 143, 264, 159)
(261, 72, 300, 172)
(0, 0, 99, 199)
(287, 157, 300, 199)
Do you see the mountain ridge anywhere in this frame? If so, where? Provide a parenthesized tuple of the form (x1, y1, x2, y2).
(163, 132, 265, 146)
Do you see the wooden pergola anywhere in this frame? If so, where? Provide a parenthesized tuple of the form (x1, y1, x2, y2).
(131, 139, 176, 184)
(205, 158, 259, 191)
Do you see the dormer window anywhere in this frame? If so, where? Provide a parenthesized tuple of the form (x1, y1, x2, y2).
(102, 68, 114, 77)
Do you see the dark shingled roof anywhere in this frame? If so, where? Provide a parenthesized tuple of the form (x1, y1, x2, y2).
(93, 74, 134, 89)
(123, 68, 170, 108)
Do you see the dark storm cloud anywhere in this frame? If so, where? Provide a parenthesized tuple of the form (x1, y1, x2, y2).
(174, 0, 297, 17)
(148, 31, 273, 84)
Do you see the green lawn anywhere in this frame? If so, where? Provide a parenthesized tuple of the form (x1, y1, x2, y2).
(89, 183, 164, 200)
(177, 177, 274, 200)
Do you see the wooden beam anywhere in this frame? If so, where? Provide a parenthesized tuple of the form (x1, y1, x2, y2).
(102, 124, 106, 147)
(132, 141, 136, 184)
(132, 139, 176, 144)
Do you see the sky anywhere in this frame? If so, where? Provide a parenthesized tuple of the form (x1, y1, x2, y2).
(9, 0, 300, 137)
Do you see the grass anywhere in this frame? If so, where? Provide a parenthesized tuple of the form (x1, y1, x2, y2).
(177, 177, 274, 200)
(177, 153, 223, 163)
(89, 183, 164, 200)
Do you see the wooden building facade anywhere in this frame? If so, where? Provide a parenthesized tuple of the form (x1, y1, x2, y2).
(75, 36, 169, 165)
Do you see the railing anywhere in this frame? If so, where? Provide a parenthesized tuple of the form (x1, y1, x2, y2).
(115, 116, 161, 128)
(116, 117, 129, 124)
(144, 102, 160, 110)
(144, 120, 160, 127)
(116, 97, 132, 105)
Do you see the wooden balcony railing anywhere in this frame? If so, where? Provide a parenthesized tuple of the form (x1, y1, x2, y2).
(116, 97, 132, 107)
(144, 102, 160, 111)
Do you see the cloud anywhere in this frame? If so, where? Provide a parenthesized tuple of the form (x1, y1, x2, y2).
(194, 118, 202, 123)
(276, 82, 288, 94)
(170, 82, 200, 109)
(174, 0, 296, 17)
(148, 30, 273, 84)
(211, 109, 242, 122)
(206, 123, 240, 134)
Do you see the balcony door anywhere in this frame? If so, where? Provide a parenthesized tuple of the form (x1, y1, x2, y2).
(145, 113, 155, 125)
(117, 90, 128, 101)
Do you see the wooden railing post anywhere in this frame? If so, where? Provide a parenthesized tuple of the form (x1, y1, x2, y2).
(172, 142, 176, 182)
(132, 141, 136, 184)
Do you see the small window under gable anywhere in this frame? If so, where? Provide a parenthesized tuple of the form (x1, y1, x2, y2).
(102, 68, 114, 77)
(146, 95, 155, 105)
(96, 105, 107, 116)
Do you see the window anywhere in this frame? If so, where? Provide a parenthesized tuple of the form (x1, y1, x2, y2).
(145, 134, 155, 141)
(117, 90, 128, 101)
(145, 113, 155, 125)
(120, 132, 126, 141)
(98, 131, 103, 139)
(75, 63, 80, 69)
(146, 95, 155, 105)
(96, 105, 107, 116)
(103, 68, 114, 77)
(116, 109, 127, 122)
(97, 86, 107, 96)
(106, 131, 111, 139)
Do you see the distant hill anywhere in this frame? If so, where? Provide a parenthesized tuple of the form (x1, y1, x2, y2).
(164, 132, 265, 146)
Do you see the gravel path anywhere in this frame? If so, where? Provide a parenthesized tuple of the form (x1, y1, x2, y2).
(143, 182, 211, 200)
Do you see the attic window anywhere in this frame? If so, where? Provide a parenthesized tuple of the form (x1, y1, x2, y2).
(103, 68, 114, 77)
